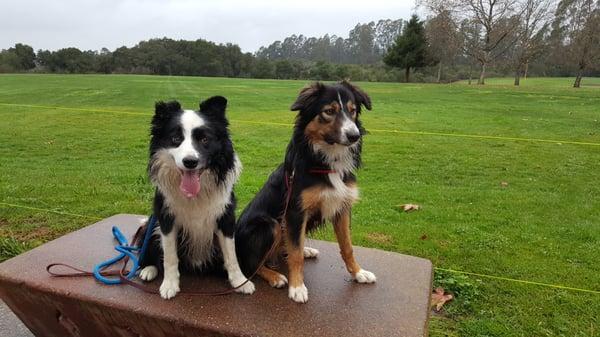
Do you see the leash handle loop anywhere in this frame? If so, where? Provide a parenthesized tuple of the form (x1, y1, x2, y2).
(112, 226, 129, 246)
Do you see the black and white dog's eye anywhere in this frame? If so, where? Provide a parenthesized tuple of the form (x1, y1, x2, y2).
(201, 137, 208, 145)
(171, 136, 182, 143)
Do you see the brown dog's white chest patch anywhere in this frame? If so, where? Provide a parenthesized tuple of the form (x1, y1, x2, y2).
(300, 173, 358, 220)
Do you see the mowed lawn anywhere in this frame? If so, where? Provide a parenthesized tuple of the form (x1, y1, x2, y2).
(0, 74, 599, 336)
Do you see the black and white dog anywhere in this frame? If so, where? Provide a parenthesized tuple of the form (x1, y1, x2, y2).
(138, 96, 255, 299)
(236, 81, 375, 303)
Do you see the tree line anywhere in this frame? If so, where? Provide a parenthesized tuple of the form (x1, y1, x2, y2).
(1, 39, 256, 77)
(256, 19, 403, 64)
(0, 36, 409, 82)
(0, 0, 598, 86)
(408, 0, 600, 87)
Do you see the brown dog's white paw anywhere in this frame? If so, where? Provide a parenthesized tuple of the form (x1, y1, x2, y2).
(270, 273, 288, 288)
(288, 284, 308, 303)
(353, 269, 377, 283)
(303, 246, 319, 258)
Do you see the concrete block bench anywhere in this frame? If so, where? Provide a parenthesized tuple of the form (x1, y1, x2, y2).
(0, 214, 433, 337)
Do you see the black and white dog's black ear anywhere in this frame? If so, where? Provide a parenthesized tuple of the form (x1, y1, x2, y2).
(153, 101, 181, 128)
(155, 100, 182, 116)
(291, 82, 325, 111)
(151, 101, 181, 136)
(340, 80, 372, 111)
(200, 96, 228, 118)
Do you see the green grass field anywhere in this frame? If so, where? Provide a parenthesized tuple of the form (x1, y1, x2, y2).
(1, 74, 599, 336)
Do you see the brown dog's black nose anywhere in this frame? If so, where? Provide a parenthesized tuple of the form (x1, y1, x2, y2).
(347, 133, 360, 143)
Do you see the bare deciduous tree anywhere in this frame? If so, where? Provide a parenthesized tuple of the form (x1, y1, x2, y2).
(458, 18, 483, 84)
(513, 0, 556, 86)
(554, 0, 600, 87)
(458, 0, 522, 84)
(421, 5, 462, 82)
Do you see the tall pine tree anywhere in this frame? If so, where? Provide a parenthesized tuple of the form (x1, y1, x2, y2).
(384, 14, 429, 82)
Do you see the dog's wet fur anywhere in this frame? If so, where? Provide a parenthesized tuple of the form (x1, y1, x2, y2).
(235, 81, 377, 303)
(138, 96, 255, 299)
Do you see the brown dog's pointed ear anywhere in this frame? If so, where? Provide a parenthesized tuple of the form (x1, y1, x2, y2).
(340, 80, 372, 111)
(291, 82, 325, 111)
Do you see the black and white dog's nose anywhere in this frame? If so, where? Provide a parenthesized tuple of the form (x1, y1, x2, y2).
(347, 133, 360, 143)
(182, 157, 199, 169)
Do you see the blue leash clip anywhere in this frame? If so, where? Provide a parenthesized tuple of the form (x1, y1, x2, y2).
(93, 215, 157, 285)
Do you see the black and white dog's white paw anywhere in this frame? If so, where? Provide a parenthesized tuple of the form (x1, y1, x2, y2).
(231, 277, 256, 294)
(159, 277, 180, 299)
(353, 269, 377, 283)
(138, 266, 158, 282)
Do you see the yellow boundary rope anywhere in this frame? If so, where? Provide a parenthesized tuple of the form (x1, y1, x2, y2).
(367, 128, 600, 146)
(435, 267, 600, 295)
(1, 201, 599, 295)
(1, 102, 599, 147)
(0, 202, 102, 220)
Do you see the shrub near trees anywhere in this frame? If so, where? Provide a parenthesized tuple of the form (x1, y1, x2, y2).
(0, 43, 35, 72)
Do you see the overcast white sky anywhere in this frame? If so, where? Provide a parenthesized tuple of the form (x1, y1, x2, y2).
(0, 0, 417, 53)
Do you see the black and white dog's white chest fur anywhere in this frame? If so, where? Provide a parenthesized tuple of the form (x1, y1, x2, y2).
(138, 97, 254, 299)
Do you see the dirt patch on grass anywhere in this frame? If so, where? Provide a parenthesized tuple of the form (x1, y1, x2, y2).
(0, 224, 60, 243)
(365, 232, 393, 244)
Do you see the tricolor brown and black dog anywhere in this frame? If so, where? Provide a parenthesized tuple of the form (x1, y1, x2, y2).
(235, 81, 376, 303)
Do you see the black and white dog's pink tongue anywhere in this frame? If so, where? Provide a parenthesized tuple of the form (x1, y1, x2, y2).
(180, 170, 200, 198)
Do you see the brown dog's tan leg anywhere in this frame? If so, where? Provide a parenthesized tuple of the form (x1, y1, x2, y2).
(332, 210, 377, 283)
(286, 216, 308, 303)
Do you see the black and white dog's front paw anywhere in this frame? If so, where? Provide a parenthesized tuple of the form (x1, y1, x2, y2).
(138, 266, 158, 282)
(231, 276, 256, 294)
(159, 277, 180, 299)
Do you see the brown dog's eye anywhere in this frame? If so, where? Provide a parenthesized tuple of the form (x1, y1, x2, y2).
(323, 108, 335, 115)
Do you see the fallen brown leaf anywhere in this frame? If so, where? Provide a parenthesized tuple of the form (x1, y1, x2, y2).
(419, 233, 428, 240)
(430, 287, 453, 312)
(400, 204, 420, 212)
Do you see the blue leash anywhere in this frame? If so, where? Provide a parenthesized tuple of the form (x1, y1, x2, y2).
(92, 215, 157, 285)
(47, 213, 270, 295)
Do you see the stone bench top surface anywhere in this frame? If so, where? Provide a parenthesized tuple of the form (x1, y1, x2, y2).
(0, 214, 433, 337)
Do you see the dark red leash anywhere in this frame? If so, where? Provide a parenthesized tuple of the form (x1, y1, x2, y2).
(47, 222, 277, 296)
(307, 168, 337, 175)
